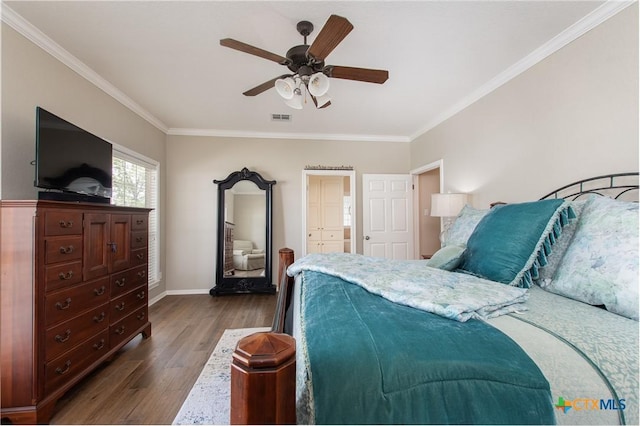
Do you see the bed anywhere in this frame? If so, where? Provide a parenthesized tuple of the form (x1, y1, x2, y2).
(229, 172, 639, 425)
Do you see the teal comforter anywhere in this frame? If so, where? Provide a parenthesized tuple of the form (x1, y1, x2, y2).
(300, 270, 555, 424)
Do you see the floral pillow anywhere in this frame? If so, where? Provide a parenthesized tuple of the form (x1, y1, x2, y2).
(545, 196, 639, 320)
(444, 205, 488, 247)
(537, 199, 588, 287)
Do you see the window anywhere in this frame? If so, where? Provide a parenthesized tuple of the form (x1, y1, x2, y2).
(112, 146, 160, 287)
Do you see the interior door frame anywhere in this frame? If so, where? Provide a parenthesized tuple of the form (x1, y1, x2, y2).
(410, 159, 444, 259)
(301, 169, 357, 257)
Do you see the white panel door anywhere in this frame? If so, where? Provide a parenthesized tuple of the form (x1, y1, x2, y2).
(362, 174, 414, 259)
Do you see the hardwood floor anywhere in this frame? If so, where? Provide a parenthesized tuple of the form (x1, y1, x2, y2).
(48, 293, 277, 425)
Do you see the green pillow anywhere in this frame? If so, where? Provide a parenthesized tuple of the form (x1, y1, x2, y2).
(458, 199, 575, 288)
(426, 245, 466, 271)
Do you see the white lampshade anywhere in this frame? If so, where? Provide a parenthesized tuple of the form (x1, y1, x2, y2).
(285, 89, 303, 109)
(275, 77, 296, 100)
(431, 193, 468, 217)
(314, 93, 331, 108)
(308, 72, 330, 97)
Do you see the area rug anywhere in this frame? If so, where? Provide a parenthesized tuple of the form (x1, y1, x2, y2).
(172, 327, 270, 425)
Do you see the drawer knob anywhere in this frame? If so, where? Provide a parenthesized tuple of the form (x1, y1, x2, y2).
(55, 298, 72, 310)
(93, 339, 106, 350)
(115, 326, 126, 335)
(136, 219, 144, 225)
(137, 312, 146, 321)
(116, 278, 126, 287)
(58, 271, 74, 281)
(94, 286, 106, 296)
(58, 220, 73, 229)
(137, 271, 146, 278)
(136, 236, 144, 243)
(59, 245, 74, 254)
(93, 312, 106, 323)
(136, 253, 145, 260)
(55, 360, 71, 375)
(55, 329, 71, 343)
(115, 302, 126, 311)
(137, 291, 146, 300)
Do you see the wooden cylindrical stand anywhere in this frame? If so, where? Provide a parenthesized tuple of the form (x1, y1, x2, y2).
(230, 332, 296, 424)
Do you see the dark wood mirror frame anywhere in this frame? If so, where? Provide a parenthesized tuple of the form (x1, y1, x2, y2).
(210, 168, 276, 296)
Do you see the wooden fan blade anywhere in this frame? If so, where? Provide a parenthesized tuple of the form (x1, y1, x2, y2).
(243, 75, 290, 96)
(325, 66, 389, 84)
(220, 38, 289, 65)
(307, 15, 353, 61)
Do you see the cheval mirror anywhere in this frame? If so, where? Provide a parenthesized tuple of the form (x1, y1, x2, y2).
(210, 168, 276, 295)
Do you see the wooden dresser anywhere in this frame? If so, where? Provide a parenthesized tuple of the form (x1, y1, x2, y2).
(0, 200, 152, 424)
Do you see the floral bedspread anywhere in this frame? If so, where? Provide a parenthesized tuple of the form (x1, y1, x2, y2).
(287, 252, 528, 322)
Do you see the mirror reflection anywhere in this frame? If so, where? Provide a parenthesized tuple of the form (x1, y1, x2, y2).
(223, 180, 266, 278)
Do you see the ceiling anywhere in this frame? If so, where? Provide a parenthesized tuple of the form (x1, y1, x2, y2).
(3, 1, 628, 142)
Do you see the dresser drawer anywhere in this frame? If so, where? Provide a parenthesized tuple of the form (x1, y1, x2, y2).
(45, 236, 83, 264)
(44, 330, 109, 395)
(131, 231, 148, 249)
(44, 211, 83, 236)
(45, 261, 83, 292)
(110, 265, 147, 299)
(110, 286, 147, 324)
(131, 248, 147, 268)
(131, 214, 148, 231)
(110, 306, 148, 348)
(45, 277, 110, 327)
(45, 304, 109, 362)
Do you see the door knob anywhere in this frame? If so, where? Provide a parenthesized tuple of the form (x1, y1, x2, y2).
(365, 236, 370, 240)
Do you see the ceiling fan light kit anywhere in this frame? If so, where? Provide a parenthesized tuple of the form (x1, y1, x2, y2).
(275, 77, 296, 100)
(220, 14, 389, 110)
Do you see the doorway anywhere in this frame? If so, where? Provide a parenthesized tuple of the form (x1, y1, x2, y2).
(302, 169, 356, 256)
(411, 160, 443, 259)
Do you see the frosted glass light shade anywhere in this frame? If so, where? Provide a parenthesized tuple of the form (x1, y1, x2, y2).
(285, 90, 303, 109)
(431, 193, 468, 217)
(275, 77, 296, 100)
(308, 72, 330, 97)
(314, 94, 331, 108)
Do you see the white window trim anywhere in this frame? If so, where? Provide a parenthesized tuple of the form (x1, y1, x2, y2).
(111, 142, 161, 288)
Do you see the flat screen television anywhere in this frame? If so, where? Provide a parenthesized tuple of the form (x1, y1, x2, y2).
(35, 107, 113, 203)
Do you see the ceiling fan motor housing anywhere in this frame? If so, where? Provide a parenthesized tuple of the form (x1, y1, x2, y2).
(285, 45, 325, 74)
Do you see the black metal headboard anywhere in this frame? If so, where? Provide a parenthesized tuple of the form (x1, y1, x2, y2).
(539, 172, 639, 201)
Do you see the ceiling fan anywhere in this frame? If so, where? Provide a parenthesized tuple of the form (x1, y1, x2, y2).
(220, 15, 389, 109)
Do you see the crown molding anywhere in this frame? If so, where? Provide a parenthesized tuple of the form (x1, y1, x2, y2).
(408, 0, 635, 142)
(1, 4, 169, 133)
(167, 127, 411, 143)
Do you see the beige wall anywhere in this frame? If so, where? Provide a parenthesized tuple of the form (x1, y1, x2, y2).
(1, 24, 168, 300)
(165, 136, 410, 292)
(410, 4, 639, 209)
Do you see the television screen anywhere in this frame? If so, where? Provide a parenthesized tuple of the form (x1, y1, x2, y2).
(35, 107, 112, 199)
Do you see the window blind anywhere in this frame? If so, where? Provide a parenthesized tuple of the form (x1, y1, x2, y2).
(112, 148, 160, 286)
